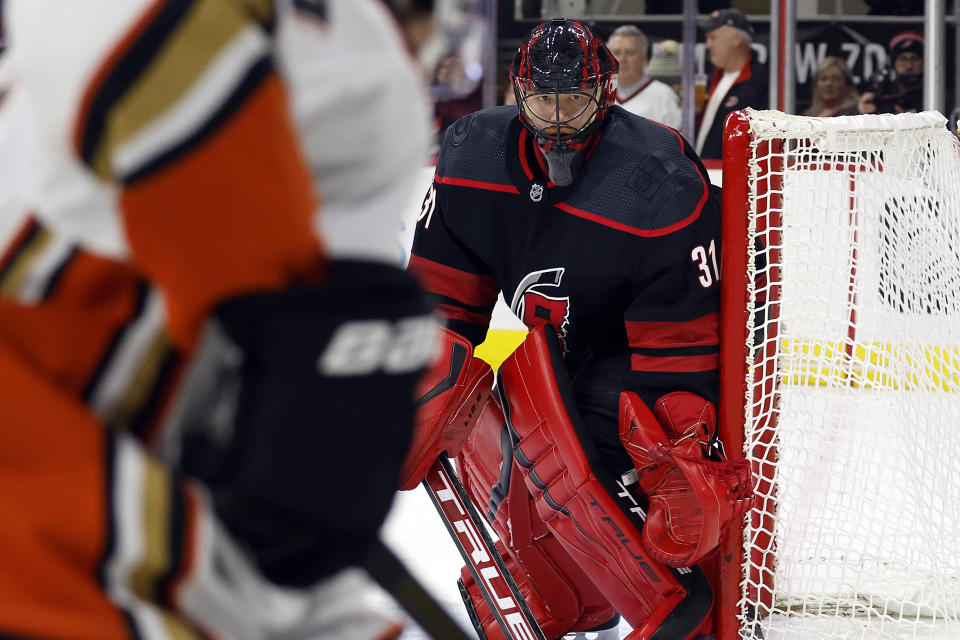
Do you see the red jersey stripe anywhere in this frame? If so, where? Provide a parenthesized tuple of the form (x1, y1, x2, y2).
(435, 175, 521, 194)
(631, 353, 718, 373)
(407, 254, 498, 307)
(437, 303, 491, 326)
(518, 129, 535, 180)
(554, 201, 703, 238)
(626, 312, 719, 349)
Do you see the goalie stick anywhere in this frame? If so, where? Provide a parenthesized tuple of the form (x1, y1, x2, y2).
(422, 454, 547, 640)
(361, 538, 474, 640)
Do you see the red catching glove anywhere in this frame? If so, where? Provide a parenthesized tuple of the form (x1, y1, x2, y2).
(619, 391, 754, 567)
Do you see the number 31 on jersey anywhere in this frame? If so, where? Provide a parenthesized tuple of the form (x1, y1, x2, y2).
(691, 239, 720, 288)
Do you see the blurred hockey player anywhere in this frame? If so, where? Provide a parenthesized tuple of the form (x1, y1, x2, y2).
(0, 0, 452, 638)
(401, 19, 752, 640)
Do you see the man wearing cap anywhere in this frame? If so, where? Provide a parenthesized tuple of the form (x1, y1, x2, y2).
(607, 24, 682, 128)
(695, 8, 768, 159)
(859, 30, 924, 114)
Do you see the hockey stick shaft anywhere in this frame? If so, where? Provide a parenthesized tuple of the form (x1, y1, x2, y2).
(422, 455, 547, 640)
(361, 538, 474, 640)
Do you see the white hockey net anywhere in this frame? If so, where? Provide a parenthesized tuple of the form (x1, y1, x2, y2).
(728, 109, 960, 639)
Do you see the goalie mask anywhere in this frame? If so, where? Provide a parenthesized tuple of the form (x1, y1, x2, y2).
(511, 19, 618, 186)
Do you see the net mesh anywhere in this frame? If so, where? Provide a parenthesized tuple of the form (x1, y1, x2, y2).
(736, 109, 960, 639)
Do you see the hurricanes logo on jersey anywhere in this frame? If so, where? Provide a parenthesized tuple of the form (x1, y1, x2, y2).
(510, 268, 570, 350)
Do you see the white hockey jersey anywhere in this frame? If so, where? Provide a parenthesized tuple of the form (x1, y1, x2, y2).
(6, 0, 430, 265)
(0, 1, 432, 638)
(616, 76, 682, 129)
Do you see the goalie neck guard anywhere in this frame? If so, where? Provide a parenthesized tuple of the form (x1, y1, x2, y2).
(510, 19, 618, 186)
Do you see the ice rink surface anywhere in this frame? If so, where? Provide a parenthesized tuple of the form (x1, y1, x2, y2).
(377, 488, 476, 638)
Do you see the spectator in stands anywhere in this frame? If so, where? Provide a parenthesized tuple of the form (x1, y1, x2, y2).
(804, 56, 860, 117)
(432, 55, 483, 148)
(695, 8, 768, 159)
(607, 25, 681, 128)
(859, 30, 924, 114)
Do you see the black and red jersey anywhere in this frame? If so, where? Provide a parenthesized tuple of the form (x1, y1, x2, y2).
(409, 105, 722, 418)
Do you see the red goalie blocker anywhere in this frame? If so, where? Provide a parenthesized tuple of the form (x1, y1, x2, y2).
(398, 327, 494, 491)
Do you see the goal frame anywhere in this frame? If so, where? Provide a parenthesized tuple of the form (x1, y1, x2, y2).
(717, 107, 755, 640)
(715, 107, 960, 639)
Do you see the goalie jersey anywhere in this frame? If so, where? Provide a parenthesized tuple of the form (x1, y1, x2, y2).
(409, 105, 721, 456)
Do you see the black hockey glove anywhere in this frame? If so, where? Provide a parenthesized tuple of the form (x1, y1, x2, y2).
(173, 260, 436, 587)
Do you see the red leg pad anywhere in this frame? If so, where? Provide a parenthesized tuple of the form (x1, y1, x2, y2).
(496, 326, 712, 637)
(456, 392, 615, 638)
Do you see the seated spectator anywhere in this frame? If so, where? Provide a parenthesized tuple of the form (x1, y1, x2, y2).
(804, 56, 860, 117)
(695, 8, 768, 159)
(607, 25, 682, 128)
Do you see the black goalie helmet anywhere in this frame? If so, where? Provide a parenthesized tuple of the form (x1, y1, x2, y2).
(510, 19, 618, 153)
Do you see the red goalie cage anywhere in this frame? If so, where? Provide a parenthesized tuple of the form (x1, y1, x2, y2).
(716, 109, 960, 640)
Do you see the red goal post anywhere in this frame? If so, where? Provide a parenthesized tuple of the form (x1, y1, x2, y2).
(716, 108, 960, 640)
